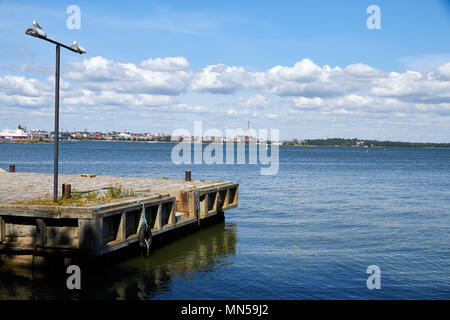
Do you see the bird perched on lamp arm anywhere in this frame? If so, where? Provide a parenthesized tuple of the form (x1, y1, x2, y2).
(33, 20, 42, 29)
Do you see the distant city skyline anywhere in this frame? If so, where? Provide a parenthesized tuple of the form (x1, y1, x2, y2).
(1, 1, 450, 142)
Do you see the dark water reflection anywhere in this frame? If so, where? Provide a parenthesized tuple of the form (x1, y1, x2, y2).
(0, 222, 237, 300)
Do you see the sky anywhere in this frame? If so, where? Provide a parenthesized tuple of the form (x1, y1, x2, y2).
(0, 0, 449, 142)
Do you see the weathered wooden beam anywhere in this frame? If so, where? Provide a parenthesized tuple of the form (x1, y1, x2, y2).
(154, 204, 162, 230)
(213, 192, 218, 212)
(0, 206, 60, 218)
(79, 218, 96, 253)
(95, 216, 103, 255)
(35, 218, 47, 246)
(224, 189, 229, 208)
(234, 186, 239, 205)
(0, 216, 5, 243)
(188, 191, 199, 219)
(170, 199, 176, 226)
(202, 194, 208, 218)
(118, 211, 126, 241)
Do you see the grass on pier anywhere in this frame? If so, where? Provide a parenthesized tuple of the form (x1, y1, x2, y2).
(13, 184, 138, 207)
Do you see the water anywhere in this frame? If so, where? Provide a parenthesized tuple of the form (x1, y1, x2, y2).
(0, 142, 449, 299)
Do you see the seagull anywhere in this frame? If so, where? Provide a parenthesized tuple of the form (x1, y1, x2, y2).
(33, 20, 42, 29)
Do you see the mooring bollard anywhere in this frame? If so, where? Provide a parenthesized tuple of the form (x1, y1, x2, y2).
(62, 184, 72, 199)
(9, 164, 15, 173)
(185, 170, 191, 181)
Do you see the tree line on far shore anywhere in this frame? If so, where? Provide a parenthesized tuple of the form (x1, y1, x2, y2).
(283, 138, 450, 148)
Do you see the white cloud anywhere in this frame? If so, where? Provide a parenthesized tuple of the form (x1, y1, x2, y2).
(398, 54, 450, 71)
(65, 56, 192, 95)
(291, 93, 450, 117)
(437, 62, 450, 79)
(0, 92, 48, 106)
(46, 76, 71, 90)
(240, 94, 270, 108)
(191, 58, 386, 98)
(266, 60, 384, 97)
(293, 97, 323, 108)
(158, 103, 209, 113)
(320, 108, 363, 116)
(139, 57, 190, 71)
(0, 75, 50, 97)
(63, 89, 174, 108)
(333, 95, 373, 108)
(268, 59, 323, 82)
(371, 70, 450, 103)
(0, 75, 52, 108)
(1, 56, 450, 137)
(265, 113, 278, 119)
(191, 64, 264, 93)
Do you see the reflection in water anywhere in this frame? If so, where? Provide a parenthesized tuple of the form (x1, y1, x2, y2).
(0, 222, 237, 300)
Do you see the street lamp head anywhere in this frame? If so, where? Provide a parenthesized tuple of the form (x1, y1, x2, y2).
(25, 27, 47, 39)
(77, 46, 86, 54)
(70, 41, 86, 54)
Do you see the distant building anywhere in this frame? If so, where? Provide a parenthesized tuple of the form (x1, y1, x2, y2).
(118, 132, 131, 140)
(29, 130, 50, 139)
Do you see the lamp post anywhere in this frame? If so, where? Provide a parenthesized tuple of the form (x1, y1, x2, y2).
(25, 23, 86, 202)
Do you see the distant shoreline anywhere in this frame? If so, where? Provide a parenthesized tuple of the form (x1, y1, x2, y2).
(283, 138, 450, 149)
(283, 144, 450, 149)
(0, 139, 51, 145)
(1, 138, 449, 149)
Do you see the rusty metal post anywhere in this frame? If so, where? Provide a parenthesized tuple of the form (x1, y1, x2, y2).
(62, 183, 71, 199)
(185, 170, 191, 181)
(65, 184, 71, 198)
(9, 164, 15, 173)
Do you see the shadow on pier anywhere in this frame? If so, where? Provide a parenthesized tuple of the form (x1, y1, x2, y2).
(0, 222, 237, 299)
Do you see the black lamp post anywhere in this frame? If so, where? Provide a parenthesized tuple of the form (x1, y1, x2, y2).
(25, 23, 86, 202)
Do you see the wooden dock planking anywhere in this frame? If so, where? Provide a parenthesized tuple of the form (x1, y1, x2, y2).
(0, 172, 238, 260)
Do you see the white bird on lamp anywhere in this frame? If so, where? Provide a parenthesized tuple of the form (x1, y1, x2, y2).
(33, 20, 42, 29)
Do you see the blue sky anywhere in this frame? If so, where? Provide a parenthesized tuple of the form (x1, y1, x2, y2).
(1, 0, 450, 142)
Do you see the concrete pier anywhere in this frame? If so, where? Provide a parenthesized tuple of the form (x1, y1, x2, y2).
(0, 172, 238, 266)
